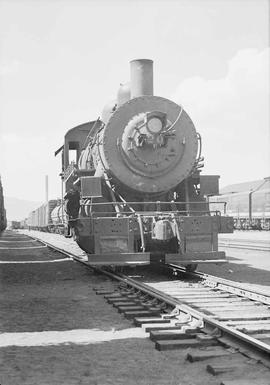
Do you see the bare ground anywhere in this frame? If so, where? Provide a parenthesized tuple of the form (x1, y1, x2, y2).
(1, 231, 270, 384)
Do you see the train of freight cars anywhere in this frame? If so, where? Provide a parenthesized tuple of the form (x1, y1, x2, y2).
(10, 221, 23, 230)
(209, 178, 270, 230)
(27, 200, 66, 233)
(0, 176, 7, 232)
(28, 59, 234, 271)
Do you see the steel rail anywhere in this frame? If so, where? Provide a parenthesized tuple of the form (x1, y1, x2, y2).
(168, 264, 270, 305)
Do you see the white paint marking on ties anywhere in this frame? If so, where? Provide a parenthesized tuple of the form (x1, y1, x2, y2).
(0, 258, 71, 264)
(0, 246, 47, 250)
(0, 328, 148, 347)
(0, 240, 38, 243)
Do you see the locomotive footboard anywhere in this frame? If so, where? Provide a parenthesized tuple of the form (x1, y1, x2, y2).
(87, 253, 150, 266)
(165, 251, 227, 265)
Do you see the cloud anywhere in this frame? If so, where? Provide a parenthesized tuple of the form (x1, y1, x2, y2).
(1, 133, 21, 144)
(0, 61, 20, 76)
(171, 48, 270, 185)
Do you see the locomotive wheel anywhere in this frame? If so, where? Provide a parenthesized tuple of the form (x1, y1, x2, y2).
(185, 264, 198, 272)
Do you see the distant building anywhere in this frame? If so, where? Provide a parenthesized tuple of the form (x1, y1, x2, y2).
(211, 177, 270, 230)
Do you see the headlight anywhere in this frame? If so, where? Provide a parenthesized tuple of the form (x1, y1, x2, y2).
(147, 117, 163, 134)
(146, 111, 167, 134)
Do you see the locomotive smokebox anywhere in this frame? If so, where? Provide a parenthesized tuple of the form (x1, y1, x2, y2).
(130, 59, 153, 98)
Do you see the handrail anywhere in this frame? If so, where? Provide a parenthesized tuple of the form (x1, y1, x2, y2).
(63, 162, 77, 181)
(80, 210, 222, 217)
(137, 214, 146, 252)
(80, 200, 217, 206)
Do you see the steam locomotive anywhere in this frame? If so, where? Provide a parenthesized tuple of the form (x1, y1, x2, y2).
(52, 59, 233, 269)
(28, 59, 233, 270)
(0, 176, 7, 232)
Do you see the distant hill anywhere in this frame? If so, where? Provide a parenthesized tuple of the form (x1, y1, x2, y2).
(220, 178, 270, 194)
(4, 196, 42, 221)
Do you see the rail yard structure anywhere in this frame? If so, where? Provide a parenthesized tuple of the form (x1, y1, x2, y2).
(210, 177, 270, 230)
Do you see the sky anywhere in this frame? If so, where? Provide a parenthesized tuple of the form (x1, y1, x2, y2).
(0, 0, 269, 202)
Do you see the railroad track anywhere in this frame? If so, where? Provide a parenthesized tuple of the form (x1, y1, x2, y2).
(26, 232, 270, 361)
(94, 268, 270, 360)
(219, 238, 270, 252)
(15, 230, 270, 381)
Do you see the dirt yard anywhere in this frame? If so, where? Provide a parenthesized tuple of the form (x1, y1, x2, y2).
(1, 230, 270, 384)
(0, 234, 219, 385)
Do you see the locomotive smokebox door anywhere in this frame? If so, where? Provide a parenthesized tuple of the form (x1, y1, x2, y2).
(98, 95, 199, 194)
(81, 176, 102, 198)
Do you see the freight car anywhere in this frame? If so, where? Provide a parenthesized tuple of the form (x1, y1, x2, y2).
(11, 221, 21, 229)
(54, 59, 233, 270)
(0, 176, 7, 232)
(27, 200, 60, 232)
(209, 177, 270, 230)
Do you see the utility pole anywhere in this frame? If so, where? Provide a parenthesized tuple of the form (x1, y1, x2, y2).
(249, 176, 270, 226)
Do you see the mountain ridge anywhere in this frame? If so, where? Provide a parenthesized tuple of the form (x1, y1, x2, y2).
(4, 196, 43, 221)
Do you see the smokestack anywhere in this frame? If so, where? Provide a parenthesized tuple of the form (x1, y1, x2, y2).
(130, 59, 153, 98)
(45, 175, 48, 203)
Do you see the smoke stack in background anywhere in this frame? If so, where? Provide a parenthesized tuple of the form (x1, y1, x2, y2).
(130, 59, 153, 98)
(45, 175, 48, 203)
